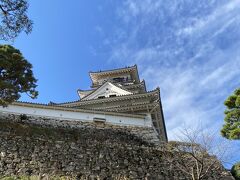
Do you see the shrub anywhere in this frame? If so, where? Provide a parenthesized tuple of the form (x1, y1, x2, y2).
(231, 162, 240, 180)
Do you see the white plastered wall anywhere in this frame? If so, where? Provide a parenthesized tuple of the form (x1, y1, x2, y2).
(0, 105, 152, 127)
(83, 82, 132, 100)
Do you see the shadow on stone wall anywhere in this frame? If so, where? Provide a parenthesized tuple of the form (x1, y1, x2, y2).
(0, 115, 234, 180)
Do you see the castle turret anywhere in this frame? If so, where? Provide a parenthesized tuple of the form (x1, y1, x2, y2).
(59, 65, 168, 142)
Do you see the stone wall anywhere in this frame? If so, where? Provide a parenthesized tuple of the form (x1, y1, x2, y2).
(0, 112, 160, 144)
(0, 113, 233, 179)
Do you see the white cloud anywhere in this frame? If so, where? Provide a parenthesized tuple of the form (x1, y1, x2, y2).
(108, 0, 240, 138)
(105, 0, 240, 166)
(177, 0, 240, 36)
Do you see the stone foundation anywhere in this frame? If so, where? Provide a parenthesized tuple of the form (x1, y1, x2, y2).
(0, 113, 233, 179)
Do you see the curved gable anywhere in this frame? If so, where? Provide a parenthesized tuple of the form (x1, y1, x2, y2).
(82, 82, 132, 100)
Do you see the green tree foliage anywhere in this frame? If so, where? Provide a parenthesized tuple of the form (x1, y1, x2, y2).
(0, 44, 38, 106)
(231, 162, 240, 180)
(0, 0, 32, 41)
(221, 88, 240, 140)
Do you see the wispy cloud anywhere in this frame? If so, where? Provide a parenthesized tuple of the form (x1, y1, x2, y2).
(94, 0, 240, 166)
(177, 0, 240, 36)
(104, 0, 240, 155)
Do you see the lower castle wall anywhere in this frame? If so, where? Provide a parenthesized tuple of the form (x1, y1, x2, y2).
(0, 111, 160, 144)
(0, 113, 233, 179)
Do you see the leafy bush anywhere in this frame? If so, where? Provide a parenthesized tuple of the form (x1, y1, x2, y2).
(231, 162, 240, 180)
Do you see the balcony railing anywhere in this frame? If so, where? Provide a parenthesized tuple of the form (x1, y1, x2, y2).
(92, 78, 135, 87)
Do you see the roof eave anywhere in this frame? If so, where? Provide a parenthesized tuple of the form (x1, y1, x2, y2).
(89, 65, 140, 83)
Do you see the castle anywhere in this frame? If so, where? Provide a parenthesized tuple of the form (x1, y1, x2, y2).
(0, 65, 167, 142)
(0, 66, 233, 179)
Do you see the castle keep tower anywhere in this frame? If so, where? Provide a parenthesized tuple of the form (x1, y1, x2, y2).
(0, 65, 167, 142)
(58, 65, 168, 141)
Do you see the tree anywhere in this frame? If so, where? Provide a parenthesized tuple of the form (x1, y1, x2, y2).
(231, 162, 240, 180)
(164, 127, 232, 180)
(0, 0, 32, 41)
(221, 88, 240, 140)
(0, 44, 38, 106)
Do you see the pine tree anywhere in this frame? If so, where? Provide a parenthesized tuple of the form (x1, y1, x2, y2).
(221, 88, 240, 140)
(231, 162, 240, 180)
(0, 44, 38, 106)
(0, 0, 32, 41)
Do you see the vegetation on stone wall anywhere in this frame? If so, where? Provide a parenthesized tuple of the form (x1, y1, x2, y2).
(1, 175, 79, 180)
(164, 127, 230, 180)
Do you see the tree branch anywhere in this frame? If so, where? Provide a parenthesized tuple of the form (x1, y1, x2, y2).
(200, 159, 218, 179)
(0, 4, 7, 15)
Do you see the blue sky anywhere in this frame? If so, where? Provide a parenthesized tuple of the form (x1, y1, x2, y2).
(1, 0, 240, 168)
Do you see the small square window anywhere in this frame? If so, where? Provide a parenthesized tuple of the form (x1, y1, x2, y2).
(93, 117, 106, 125)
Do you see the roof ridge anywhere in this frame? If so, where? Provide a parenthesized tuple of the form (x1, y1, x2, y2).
(89, 64, 137, 74)
(57, 88, 159, 105)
